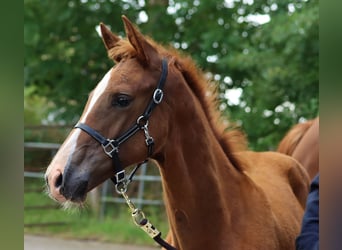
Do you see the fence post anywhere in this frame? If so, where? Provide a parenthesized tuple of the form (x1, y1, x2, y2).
(88, 186, 101, 217)
(100, 180, 110, 220)
(136, 162, 147, 209)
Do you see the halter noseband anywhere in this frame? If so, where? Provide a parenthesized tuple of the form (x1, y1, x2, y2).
(74, 58, 168, 186)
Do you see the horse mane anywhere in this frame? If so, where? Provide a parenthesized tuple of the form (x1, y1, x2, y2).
(108, 38, 247, 171)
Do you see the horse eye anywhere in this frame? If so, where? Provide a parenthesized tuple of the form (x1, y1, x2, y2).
(112, 94, 132, 108)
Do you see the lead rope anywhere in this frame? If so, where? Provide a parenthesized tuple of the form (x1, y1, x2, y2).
(113, 173, 177, 250)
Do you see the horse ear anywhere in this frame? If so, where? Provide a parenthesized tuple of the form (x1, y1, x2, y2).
(121, 15, 159, 66)
(100, 23, 120, 51)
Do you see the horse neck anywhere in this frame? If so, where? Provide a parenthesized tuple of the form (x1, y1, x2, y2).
(156, 89, 252, 248)
(160, 113, 243, 200)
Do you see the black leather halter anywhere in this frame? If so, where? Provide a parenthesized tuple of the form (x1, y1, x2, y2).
(74, 58, 168, 185)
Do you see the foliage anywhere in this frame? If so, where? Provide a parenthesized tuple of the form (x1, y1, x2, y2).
(24, 0, 318, 150)
(24, 86, 53, 125)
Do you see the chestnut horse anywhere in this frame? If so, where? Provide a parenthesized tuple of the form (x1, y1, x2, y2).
(45, 16, 310, 249)
(277, 117, 319, 181)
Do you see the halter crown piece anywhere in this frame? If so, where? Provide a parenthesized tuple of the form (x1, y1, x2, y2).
(74, 59, 176, 250)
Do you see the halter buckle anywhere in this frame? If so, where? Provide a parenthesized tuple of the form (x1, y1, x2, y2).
(115, 170, 126, 183)
(153, 88, 163, 104)
(102, 139, 119, 158)
(114, 172, 127, 193)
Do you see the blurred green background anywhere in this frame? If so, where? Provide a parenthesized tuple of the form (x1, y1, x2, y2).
(24, 0, 318, 246)
(24, 0, 318, 150)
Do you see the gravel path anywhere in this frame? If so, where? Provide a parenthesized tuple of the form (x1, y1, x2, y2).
(24, 234, 158, 250)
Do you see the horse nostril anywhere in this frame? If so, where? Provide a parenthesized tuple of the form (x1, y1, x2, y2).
(55, 173, 63, 188)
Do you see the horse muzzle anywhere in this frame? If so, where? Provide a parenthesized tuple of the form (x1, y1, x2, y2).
(45, 164, 89, 203)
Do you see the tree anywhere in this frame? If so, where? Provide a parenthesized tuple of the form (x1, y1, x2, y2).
(24, 0, 318, 150)
(226, 0, 319, 150)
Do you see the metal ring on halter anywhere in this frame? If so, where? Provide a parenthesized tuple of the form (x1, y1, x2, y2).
(137, 115, 149, 127)
(115, 180, 127, 194)
(153, 88, 163, 104)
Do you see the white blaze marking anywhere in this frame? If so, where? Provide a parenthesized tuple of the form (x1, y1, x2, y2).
(80, 68, 112, 123)
(45, 128, 81, 177)
(46, 70, 113, 177)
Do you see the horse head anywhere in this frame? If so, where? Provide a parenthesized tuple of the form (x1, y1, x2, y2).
(45, 16, 171, 204)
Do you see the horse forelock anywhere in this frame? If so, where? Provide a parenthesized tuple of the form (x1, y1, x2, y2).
(107, 37, 167, 62)
(106, 36, 247, 171)
(107, 39, 137, 62)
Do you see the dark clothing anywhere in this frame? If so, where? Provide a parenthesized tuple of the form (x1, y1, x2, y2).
(296, 174, 319, 250)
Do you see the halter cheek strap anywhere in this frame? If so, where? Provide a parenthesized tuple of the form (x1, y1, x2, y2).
(74, 58, 168, 185)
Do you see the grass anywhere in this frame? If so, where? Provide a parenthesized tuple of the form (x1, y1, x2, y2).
(24, 177, 169, 246)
